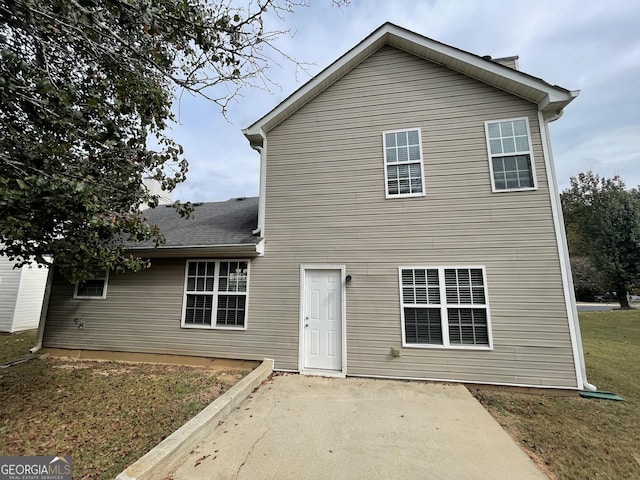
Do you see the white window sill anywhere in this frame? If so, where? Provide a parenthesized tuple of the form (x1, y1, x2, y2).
(491, 186, 537, 193)
(385, 192, 426, 199)
(180, 324, 247, 331)
(402, 343, 493, 351)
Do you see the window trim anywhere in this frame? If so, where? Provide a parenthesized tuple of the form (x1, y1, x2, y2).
(180, 259, 250, 331)
(484, 117, 538, 193)
(382, 127, 426, 199)
(73, 271, 109, 299)
(398, 266, 493, 350)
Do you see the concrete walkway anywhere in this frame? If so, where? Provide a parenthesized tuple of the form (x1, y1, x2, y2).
(168, 374, 546, 480)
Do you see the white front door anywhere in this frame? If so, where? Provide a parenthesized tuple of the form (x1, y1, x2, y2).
(303, 269, 343, 372)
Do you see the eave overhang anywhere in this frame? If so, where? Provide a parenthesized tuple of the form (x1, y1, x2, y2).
(243, 22, 578, 146)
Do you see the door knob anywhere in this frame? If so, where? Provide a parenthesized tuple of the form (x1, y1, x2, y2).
(305, 323, 309, 327)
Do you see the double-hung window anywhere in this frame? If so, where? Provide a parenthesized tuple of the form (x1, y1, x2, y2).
(399, 266, 491, 348)
(383, 128, 425, 198)
(182, 260, 249, 329)
(485, 117, 536, 191)
(74, 271, 109, 299)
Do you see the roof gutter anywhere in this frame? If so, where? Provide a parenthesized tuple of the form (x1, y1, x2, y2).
(540, 89, 579, 121)
(126, 243, 263, 258)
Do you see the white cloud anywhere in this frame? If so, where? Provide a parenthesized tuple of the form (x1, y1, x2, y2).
(555, 126, 640, 190)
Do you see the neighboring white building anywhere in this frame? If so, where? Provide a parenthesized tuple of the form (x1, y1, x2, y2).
(141, 177, 173, 210)
(0, 257, 49, 333)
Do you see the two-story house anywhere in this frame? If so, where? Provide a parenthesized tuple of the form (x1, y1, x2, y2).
(41, 23, 592, 390)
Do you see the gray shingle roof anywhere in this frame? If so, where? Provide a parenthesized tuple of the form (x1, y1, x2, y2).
(130, 197, 259, 249)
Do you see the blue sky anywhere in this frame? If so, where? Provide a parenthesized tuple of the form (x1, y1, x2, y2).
(170, 0, 640, 202)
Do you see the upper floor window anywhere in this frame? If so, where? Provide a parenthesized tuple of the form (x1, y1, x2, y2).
(485, 118, 536, 192)
(383, 128, 425, 198)
(182, 260, 249, 330)
(74, 271, 108, 299)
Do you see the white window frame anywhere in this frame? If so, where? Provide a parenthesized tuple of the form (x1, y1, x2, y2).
(484, 117, 537, 192)
(73, 271, 109, 299)
(181, 259, 250, 331)
(382, 127, 426, 199)
(398, 266, 493, 350)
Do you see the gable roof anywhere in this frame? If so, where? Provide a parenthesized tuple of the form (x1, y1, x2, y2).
(244, 22, 578, 146)
(128, 197, 261, 257)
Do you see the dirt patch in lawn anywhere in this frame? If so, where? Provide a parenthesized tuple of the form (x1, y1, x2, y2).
(0, 332, 248, 479)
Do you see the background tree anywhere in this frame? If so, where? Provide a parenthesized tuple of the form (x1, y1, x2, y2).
(569, 256, 606, 302)
(561, 172, 640, 308)
(0, 0, 336, 282)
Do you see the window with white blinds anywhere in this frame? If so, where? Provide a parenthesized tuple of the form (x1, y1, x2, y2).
(182, 260, 249, 329)
(399, 266, 491, 348)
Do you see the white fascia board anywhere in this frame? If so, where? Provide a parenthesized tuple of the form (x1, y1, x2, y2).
(540, 90, 580, 118)
(243, 23, 577, 142)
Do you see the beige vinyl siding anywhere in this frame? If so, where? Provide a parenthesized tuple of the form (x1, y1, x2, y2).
(43, 258, 295, 364)
(253, 45, 578, 387)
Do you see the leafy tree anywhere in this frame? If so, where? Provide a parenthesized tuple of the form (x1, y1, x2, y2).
(0, 0, 330, 282)
(561, 172, 640, 308)
(570, 256, 606, 302)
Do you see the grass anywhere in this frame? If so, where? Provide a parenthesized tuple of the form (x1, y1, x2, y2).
(472, 309, 640, 479)
(0, 330, 37, 364)
(0, 331, 247, 479)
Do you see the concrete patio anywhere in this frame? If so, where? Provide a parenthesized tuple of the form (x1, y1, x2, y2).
(166, 374, 546, 480)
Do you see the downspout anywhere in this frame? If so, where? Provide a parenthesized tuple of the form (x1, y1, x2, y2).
(538, 109, 596, 391)
(251, 133, 267, 238)
(31, 264, 54, 353)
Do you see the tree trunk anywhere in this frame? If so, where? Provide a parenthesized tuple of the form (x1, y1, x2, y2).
(617, 289, 630, 309)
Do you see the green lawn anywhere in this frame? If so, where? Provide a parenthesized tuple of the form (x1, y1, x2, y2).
(0, 330, 37, 365)
(473, 309, 640, 479)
